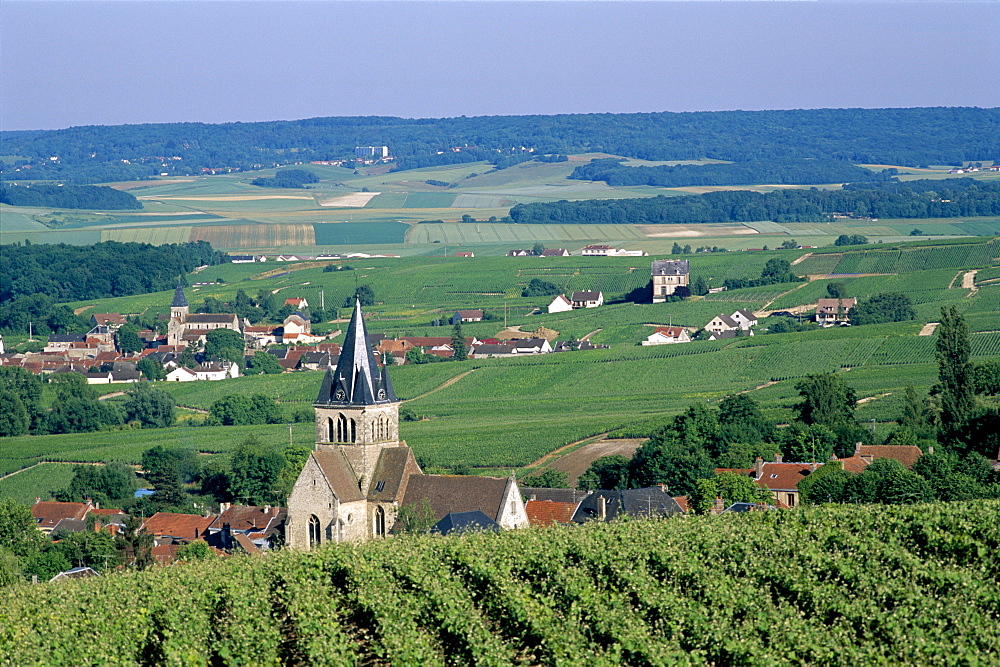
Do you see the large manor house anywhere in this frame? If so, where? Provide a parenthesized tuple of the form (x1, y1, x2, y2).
(286, 300, 529, 548)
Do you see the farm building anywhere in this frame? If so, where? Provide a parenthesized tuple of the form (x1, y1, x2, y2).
(642, 326, 691, 345)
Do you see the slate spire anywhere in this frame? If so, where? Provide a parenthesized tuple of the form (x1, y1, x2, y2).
(171, 283, 188, 308)
(315, 299, 397, 406)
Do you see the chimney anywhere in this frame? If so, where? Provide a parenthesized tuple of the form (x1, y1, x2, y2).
(754, 457, 764, 479)
(529, 494, 537, 501)
(808, 462, 818, 472)
(928, 446, 934, 456)
(35, 497, 41, 505)
(774, 453, 783, 463)
(219, 502, 230, 514)
(657, 483, 667, 493)
(854, 441, 862, 455)
(264, 505, 271, 515)
(598, 495, 607, 521)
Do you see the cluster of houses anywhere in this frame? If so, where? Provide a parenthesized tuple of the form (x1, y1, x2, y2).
(230, 252, 400, 263)
(507, 245, 646, 258)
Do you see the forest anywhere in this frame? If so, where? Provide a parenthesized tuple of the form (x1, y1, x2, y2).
(569, 158, 896, 187)
(0, 240, 225, 304)
(1, 107, 998, 183)
(508, 178, 1000, 225)
(0, 184, 141, 210)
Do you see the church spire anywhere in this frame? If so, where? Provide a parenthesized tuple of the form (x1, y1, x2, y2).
(315, 299, 397, 406)
(171, 283, 188, 308)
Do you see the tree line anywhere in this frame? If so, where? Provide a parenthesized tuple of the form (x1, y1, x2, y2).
(0, 184, 142, 210)
(0, 240, 225, 306)
(569, 158, 896, 188)
(2, 107, 997, 183)
(508, 178, 1000, 225)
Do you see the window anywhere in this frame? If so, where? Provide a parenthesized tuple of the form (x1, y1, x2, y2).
(308, 515, 321, 548)
(335, 414, 356, 443)
(373, 506, 386, 537)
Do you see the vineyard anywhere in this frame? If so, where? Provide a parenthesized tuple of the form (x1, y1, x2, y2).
(3, 501, 998, 665)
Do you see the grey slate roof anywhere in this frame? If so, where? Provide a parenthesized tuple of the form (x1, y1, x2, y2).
(315, 299, 397, 407)
(651, 259, 690, 276)
(572, 487, 684, 523)
(432, 511, 500, 535)
(171, 284, 188, 308)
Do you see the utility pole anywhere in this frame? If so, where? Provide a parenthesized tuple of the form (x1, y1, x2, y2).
(320, 289, 325, 311)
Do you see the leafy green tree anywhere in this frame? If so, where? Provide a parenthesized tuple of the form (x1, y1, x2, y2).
(136, 357, 167, 381)
(847, 458, 933, 505)
(117, 515, 153, 570)
(532, 242, 546, 256)
(797, 461, 852, 504)
(204, 328, 245, 363)
(44, 396, 123, 434)
(716, 471, 772, 506)
(826, 281, 846, 299)
(0, 388, 29, 436)
(834, 234, 868, 246)
(55, 462, 137, 505)
(396, 498, 437, 535)
(0, 499, 43, 557)
(177, 346, 197, 368)
(49, 372, 98, 402)
(246, 351, 284, 375)
(122, 382, 176, 428)
(762, 258, 792, 278)
(849, 293, 916, 325)
(521, 469, 569, 489)
(691, 276, 709, 296)
(0, 366, 43, 431)
(521, 278, 561, 297)
(578, 455, 631, 491)
(210, 393, 283, 426)
(141, 446, 197, 508)
(177, 540, 215, 561)
(50, 530, 120, 571)
(794, 373, 857, 428)
(718, 393, 773, 446)
(935, 306, 976, 447)
(451, 321, 468, 361)
(344, 284, 376, 308)
(115, 323, 144, 354)
(229, 437, 286, 505)
(629, 436, 713, 496)
(973, 360, 1000, 395)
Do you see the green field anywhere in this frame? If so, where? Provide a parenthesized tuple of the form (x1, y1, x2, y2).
(5, 158, 1000, 252)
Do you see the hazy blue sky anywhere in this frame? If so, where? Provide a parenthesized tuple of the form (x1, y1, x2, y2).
(2, 1, 998, 131)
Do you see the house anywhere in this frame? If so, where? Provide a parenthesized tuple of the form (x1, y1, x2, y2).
(207, 504, 286, 551)
(286, 300, 529, 549)
(750, 455, 817, 508)
(730, 309, 758, 331)
(90, 313, 127, 328)
(540, 249, 570, 257)
(142, 512, 216, 542)
(705, 313, 740, 336)
(451, 309, 484, 324)
(642, 326, 691, 346)
(275, 255, 301, 262)
(165, 366, 198, 382)
(431, 511, 499, 535)
(581, 244, 615, 256)
(815, 298, 857, 326)
(49, 567, 101, 583)
(708, 330, 738, 341)
(651, 260, 690, 303)
(230, 255, 267, 263)
(571, 291, 604, 309)
(572, 487, 684, 523)
(833, 443, 925, 471)
(507, 249, 531, 257)
(454, 251, 475, 258)
(193, 361, 239, 381)
(31, 499, 94, 534)
(282, 312, 315, 343)
(284, 297, 309, 310)
(547, 294, 574, 314)
(469, 343, 517, 358)
(525, 499, 579, 527)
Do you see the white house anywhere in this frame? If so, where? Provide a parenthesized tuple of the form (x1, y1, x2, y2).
(571, 291, 604, 309)
(166, 366, 198, 382)
(705, 313, 740, 336)
(194, 362, 240, 381)
(730, 309, 758, 331)
(642, 326, 691, 346)
(547, 295, 574, 314)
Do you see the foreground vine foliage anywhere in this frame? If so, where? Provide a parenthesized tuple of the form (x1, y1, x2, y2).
(2, 501, 998, 665)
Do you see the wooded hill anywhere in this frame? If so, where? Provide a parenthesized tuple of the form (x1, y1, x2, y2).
(2, 107, 998, 183)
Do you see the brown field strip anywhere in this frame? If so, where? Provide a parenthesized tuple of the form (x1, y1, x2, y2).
(190, 224, 315, 249)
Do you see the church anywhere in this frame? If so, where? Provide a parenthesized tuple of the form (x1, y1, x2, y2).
(286, 299, 529, 549)
(165, 284, 242, 347)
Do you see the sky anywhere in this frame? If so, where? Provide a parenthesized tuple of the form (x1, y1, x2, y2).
(2, 1, 998, 131)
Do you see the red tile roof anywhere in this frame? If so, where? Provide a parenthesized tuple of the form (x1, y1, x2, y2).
(857, 445, 923, 469)
(755, 463, 814, 491)
(31, 501, 91, 528)
(525, 500, 578, 526)
(142, 512, 215, 540)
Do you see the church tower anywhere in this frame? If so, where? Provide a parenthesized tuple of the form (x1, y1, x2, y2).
(170, 283, 189, 322)
(314, 298, 402, 495)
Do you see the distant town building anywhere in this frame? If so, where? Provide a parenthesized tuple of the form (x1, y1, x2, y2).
(651, 259, 690, 303)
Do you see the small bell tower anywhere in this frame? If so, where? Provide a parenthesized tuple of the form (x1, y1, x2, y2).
(170, 283, 189, 322)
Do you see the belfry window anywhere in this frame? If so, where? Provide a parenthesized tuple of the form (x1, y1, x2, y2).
(336, 413, 356, 443)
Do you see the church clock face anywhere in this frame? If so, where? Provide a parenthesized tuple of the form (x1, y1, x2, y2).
(335, 389, 346, 401)
(377, 389, 386, 400)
